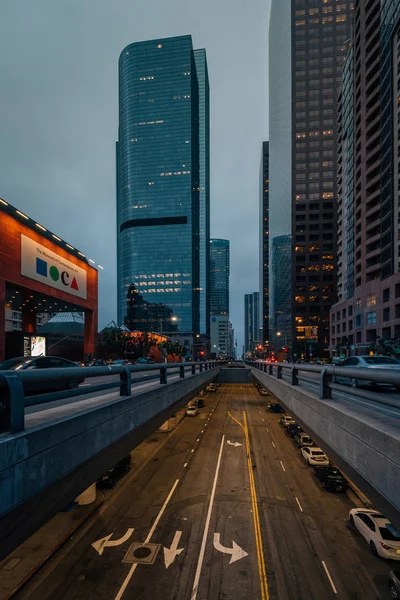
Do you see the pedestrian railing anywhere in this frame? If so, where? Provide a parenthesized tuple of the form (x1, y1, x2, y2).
(246, 360, 400, 410)
(0, 361, 221, 434)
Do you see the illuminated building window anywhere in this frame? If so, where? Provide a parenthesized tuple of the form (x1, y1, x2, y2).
(295, 296, 306, 303)
(366, 294, 377, 308)
(322, 264, 334, 271)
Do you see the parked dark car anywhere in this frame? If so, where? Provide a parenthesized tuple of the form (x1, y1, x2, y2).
(97, 455, 131, 488)
(136, 357, 155, 364)
(267, 403, 285, 413)
(286, 423, 302, 438)
(389, 571, 400, 600)
(313, 466, 348, 492)
(0, 356, 84, 393)
(88, 359, 108, 367)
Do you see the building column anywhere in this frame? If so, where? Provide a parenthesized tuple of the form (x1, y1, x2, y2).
(0, 279, 5, 361)
(84, 308, 97, 361)
(21, 310, 36, 333)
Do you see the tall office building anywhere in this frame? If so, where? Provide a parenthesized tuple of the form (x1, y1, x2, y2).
(194, 50, 210, 336)
(271, 235, 292, 352)
(210, 239, 230, 315)
(210, 239, 230, 357)
(117, 36, 210, 336)
(331, 1, 400, 351)
(269, 0, 353, 358)
(244, 292, 260, 353)
(260, 141, 269, 348)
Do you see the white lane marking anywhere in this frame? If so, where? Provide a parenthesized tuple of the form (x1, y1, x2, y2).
(280, 461, 286, 472)
(184, 463, 188, 468)
(266, 428, 269, 432)
(213, 533, 248, 564)
(114, 479, 179, 600)
(271, 441, 275, 448)
(322, 560, 338, 594)
(191, 435, 225, 600)
(201, 430, 204, 433)
(163, 530, 184, 569)
(295, 497, 303, 513)
(262, 418, 265, 422)
(92, 528, 135, 555)
(191, 449, 195, 453)
(197, 438, 200, 442)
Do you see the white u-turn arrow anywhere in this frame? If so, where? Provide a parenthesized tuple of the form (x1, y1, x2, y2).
(91, 528, 135, 555)
(213, 533, 248, 564)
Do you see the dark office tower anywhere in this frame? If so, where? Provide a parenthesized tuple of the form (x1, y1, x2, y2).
(331, 1, 400, 351)
(244, 292, 260, 353)
(260, 141, 269, 348)
(194, 49, 210, 337)
(117, 36, 206, 334)
(269, 0, 353, 359)
(271, 235, 292, 352)
(210, 239, 230, 315)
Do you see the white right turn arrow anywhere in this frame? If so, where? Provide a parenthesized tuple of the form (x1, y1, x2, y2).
(227, 440, 242, 447)
(213, 533, 248, 564)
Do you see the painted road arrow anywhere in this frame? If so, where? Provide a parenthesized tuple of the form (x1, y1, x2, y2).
(227, 440, 242, 447)
(163, 530, 184, 568)
(91, 528, 135, 556)
(213, 533, 248, 564)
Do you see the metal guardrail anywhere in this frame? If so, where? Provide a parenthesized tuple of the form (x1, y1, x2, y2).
(246, 360, 400, 409)
(0, 361, 221, 434)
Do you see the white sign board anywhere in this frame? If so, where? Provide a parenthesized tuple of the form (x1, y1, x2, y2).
(21, 234, 87, 300)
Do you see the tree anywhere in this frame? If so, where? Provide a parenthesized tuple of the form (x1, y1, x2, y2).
(369, 337, 400, 357)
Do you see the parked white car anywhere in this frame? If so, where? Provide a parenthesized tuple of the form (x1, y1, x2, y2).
(301, 446, 329, 466)
(279, 415, 296, 428)
(349, 509, 400, 560)
(186, 406, 198, 417)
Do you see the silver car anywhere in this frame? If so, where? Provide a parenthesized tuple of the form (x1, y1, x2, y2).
(334, 355, 400, 389)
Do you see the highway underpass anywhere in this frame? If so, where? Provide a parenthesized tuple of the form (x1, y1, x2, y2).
(1, 384, 392, 600)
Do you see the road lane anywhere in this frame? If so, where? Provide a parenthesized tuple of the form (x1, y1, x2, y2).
(14, 384, 393, 600)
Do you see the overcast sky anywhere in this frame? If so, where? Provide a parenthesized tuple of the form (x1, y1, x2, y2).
(0, 0, 270, 352)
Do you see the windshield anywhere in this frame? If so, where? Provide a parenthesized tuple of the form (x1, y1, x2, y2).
(363, 356, 400, 365)
(0, 357, 29, 370)
(302, 437, 312, 443)
(311, 451, 325, 456)
(380, 526, 400, 541)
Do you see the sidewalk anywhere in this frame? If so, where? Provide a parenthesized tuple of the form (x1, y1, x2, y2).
(0, 407, 188, 600)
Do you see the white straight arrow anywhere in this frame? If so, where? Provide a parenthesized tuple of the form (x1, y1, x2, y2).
(213, 533, 248, 564)
(163, 530, 184, 568)
(91, 528, 135, 556)
(227, 440, 242, 447)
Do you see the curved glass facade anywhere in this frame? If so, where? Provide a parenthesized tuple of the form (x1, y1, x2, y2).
(117, 36, 208, 333)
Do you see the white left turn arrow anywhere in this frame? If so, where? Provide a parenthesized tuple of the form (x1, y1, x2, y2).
(213, 533, 248, 564)
(227, 440, 242, 447)
(91, 528, 135, 555)
(163, 530, 184, 568)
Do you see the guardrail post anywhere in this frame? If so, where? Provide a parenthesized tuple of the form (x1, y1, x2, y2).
(263, 363, 266, 373)
(277, 365, 283, 380)
(320, 368, 332, 399)
(291, 366, 298, 386)
(120, 367, 132, 396)
(268, 364, 273, 375)
(180, 365, 185, 378)
(160, 366, 167, 385)
(192, 363, 196, 375)
(205, 363, 208, 371)
(199, 363, 203, 373)
(0, 372, 25, 433)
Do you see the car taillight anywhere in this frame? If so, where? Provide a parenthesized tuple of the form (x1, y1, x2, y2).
(380, 542, 395, 550)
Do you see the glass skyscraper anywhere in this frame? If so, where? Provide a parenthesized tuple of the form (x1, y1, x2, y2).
(260, 141, 269, 347)
(244, 292, 260, 353)
(117, 36, 210, 334)
(194, 50, 210, 336)
(210, 239, 230, 315)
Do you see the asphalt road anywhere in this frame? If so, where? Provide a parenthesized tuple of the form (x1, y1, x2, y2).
(16, 384, 393, 600)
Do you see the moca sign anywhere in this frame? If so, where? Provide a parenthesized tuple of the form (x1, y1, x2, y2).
(21, 234, 87, 300)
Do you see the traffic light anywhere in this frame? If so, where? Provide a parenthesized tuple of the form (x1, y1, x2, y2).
(199, 350, 204, 356)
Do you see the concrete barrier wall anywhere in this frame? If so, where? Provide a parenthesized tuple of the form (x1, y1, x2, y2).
(251, 368, 400, 528)
(0, 368, 218, 558)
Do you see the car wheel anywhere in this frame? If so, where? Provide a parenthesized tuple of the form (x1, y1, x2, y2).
(67, 380, 79, 390)
(389, 581, 399, 600)
(370, 541, 378, 557)
(349, 515, 354, 527)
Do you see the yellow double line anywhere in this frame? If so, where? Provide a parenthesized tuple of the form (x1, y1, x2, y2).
(243, 411, 269, 600)
(228, 410, 269, 599)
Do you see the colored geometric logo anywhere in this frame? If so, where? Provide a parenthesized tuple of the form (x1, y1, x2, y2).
(36, 257, 47, 277)
(50, 266, 59, 281)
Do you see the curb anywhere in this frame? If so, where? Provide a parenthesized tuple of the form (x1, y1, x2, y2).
(1, 494, 104, 600)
